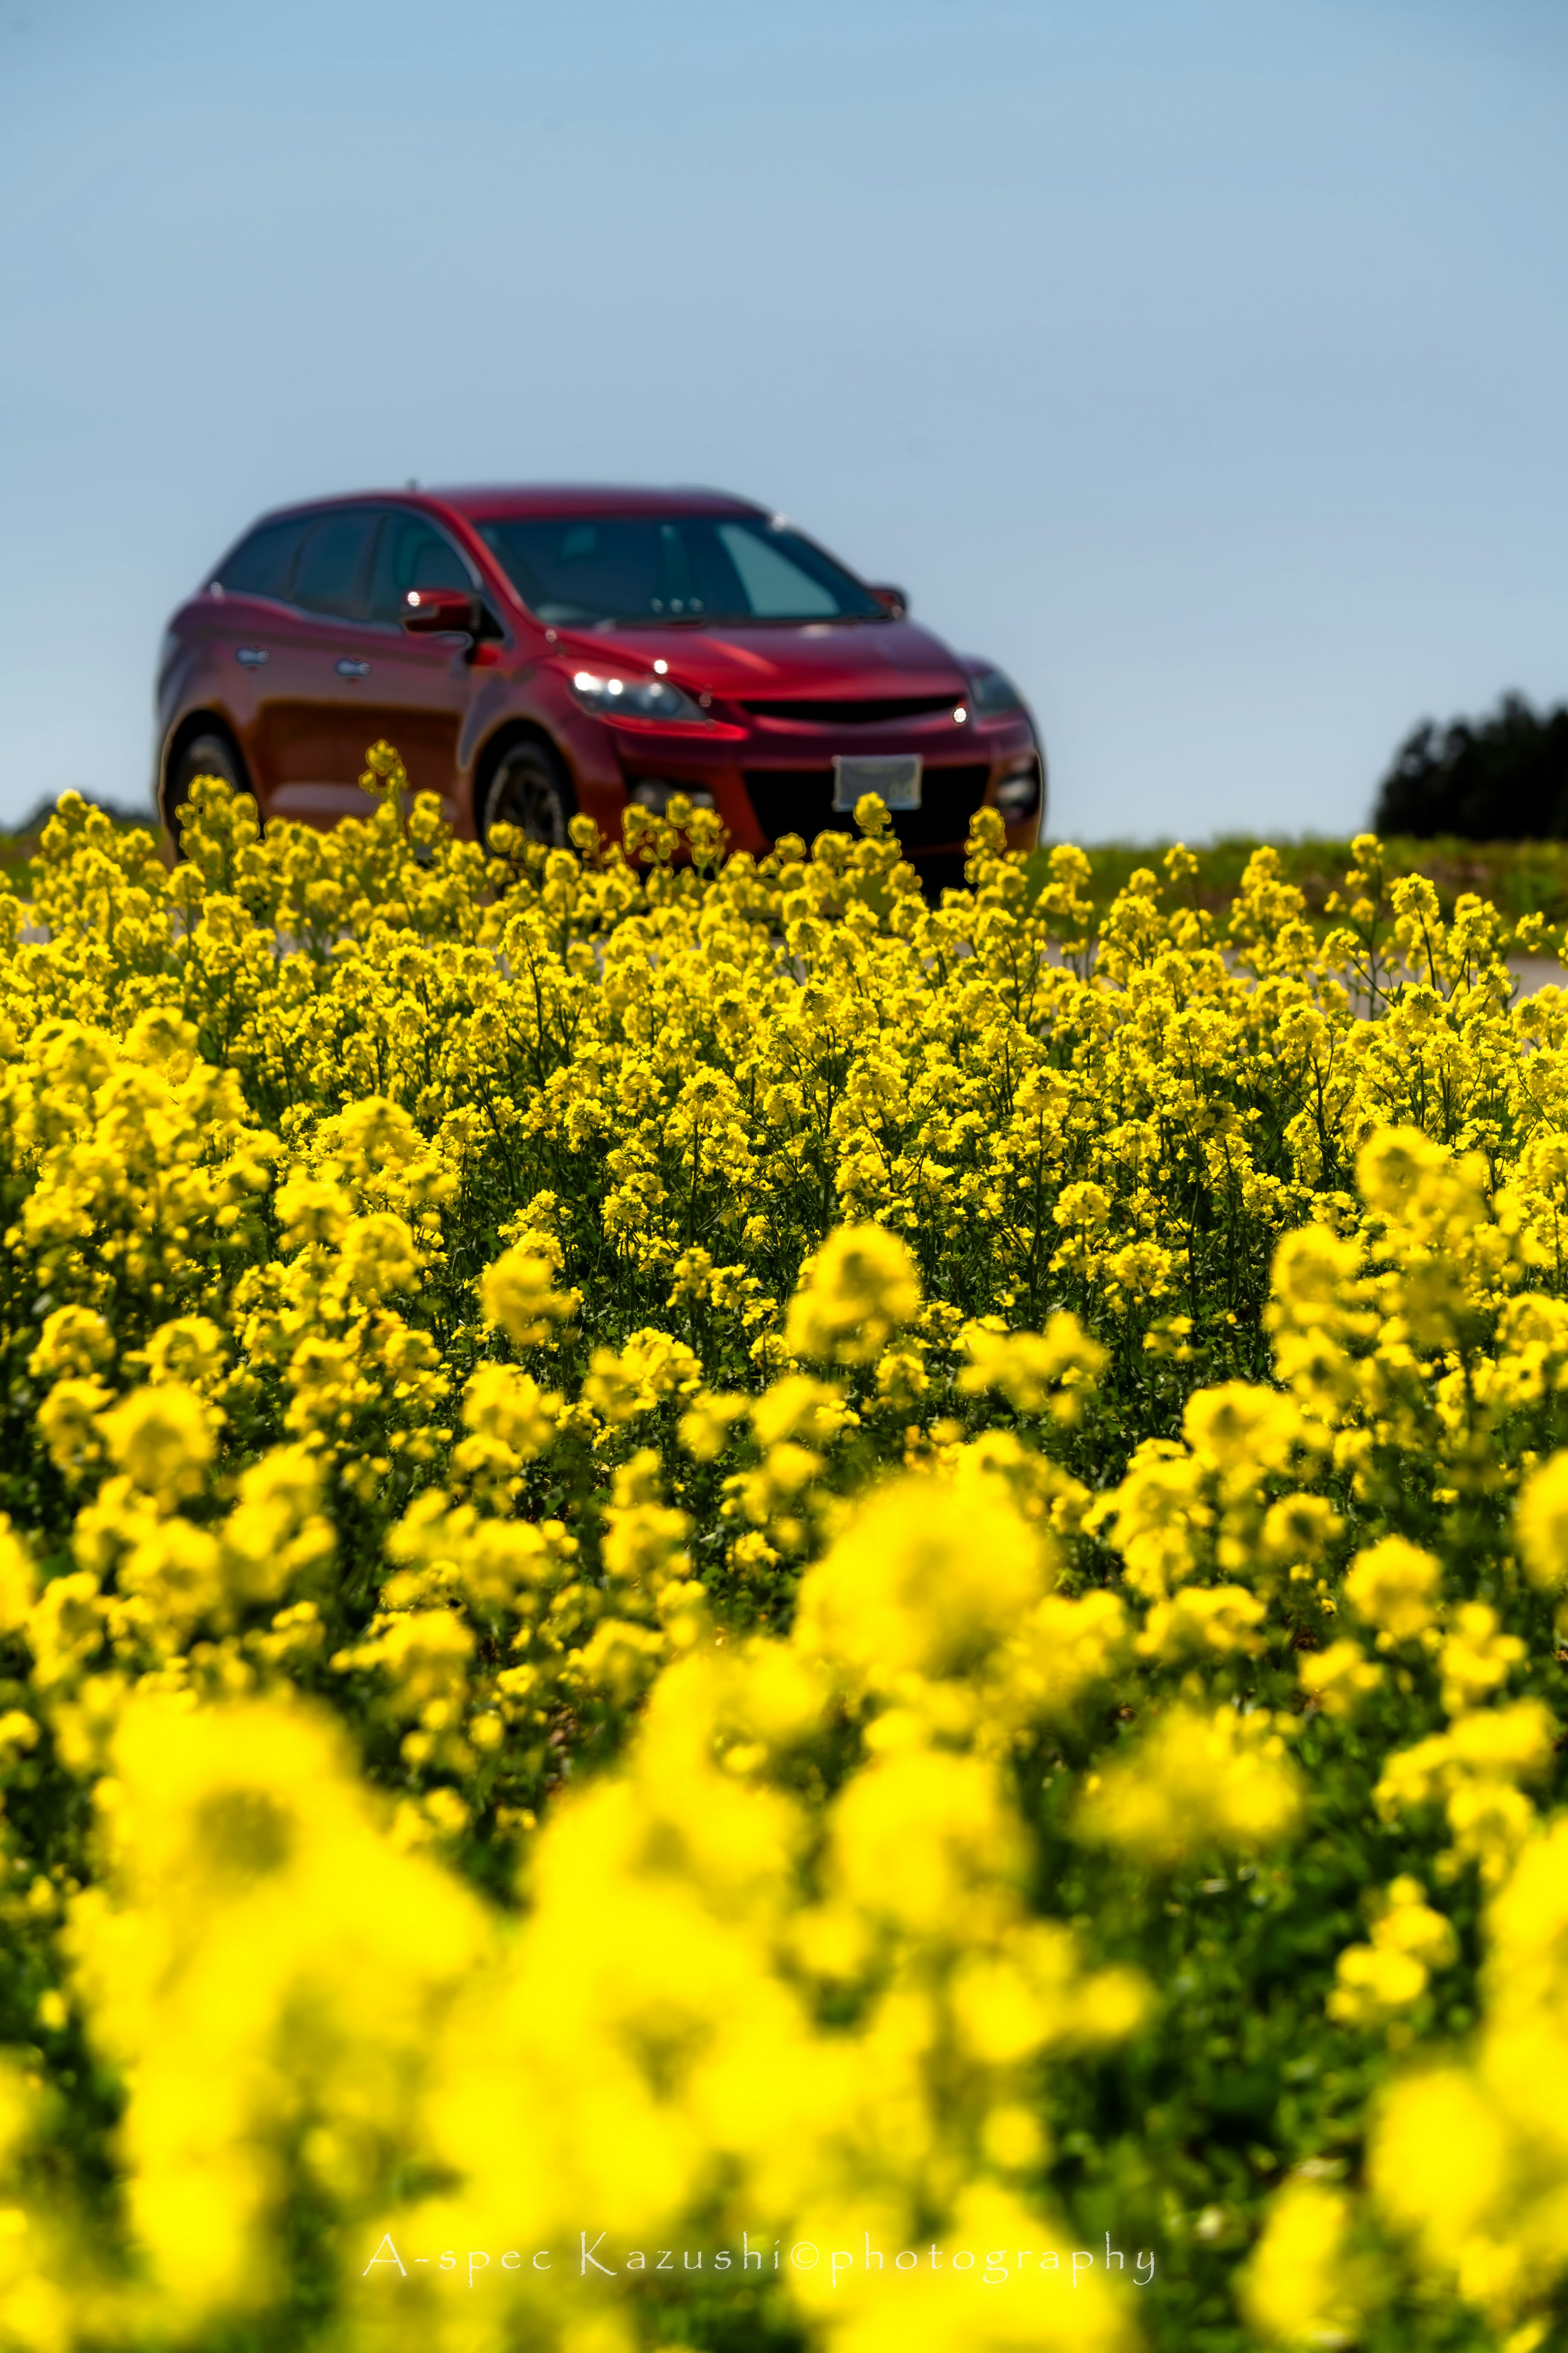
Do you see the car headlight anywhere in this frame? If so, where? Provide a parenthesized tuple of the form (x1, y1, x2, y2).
(568, 669, 708, 724)
(968, 665, 1025, 717)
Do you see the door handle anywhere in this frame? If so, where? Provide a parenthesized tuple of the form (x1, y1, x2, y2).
(335, 658, 371, 679)
(235, 646, 269, 667)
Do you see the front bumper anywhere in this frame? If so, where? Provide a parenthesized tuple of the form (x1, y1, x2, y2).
(570, 706, 1045, 863)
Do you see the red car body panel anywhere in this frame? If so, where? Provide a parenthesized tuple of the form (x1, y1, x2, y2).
(155, 485, 1046, 866)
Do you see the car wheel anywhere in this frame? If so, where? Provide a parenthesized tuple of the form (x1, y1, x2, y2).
(481, 739, 575, 850)
(163, 729, 246, 846)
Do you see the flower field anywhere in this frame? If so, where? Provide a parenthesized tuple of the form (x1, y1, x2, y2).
(5, 759, 1568, 2352)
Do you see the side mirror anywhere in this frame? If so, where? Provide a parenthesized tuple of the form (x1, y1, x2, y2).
(402, 587, 479, 634)
(867, 584, 909, 619)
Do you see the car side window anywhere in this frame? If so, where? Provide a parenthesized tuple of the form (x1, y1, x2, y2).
(215, 515, 311, 602)
(291, 509, 379, 620)
(366, 511, 475, 623)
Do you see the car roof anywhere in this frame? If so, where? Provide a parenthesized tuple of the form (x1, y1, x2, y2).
(232, 486, 772, 543)
(432, 484, 768, 523)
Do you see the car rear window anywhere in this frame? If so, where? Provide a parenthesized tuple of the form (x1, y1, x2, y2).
(477, 514, 882, 627)
(214, 515, 311, 602)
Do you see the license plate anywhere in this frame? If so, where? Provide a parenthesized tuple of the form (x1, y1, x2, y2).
(832, 754, 922, 813)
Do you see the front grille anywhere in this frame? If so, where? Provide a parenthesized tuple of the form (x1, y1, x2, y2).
(740, 694, 962, 725)
(743, 765, 990, 852)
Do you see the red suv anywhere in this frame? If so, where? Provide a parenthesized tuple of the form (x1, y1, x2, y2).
(156, 486, 1045, 874)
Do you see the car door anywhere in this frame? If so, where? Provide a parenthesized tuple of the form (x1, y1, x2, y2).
(250, 506, 385, 824)
(350, 507, 487, 822)
(196, 514, 317, 804)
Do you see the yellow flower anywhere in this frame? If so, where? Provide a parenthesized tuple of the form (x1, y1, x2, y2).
(1377, 1876, 1459, 1964)
(958, 1311, 1106, 1421)
(1052, 1179, 1112, 1234)
(1135, 1584, 1267, 1662)
(1371, 2068, 1510, 2266)
(1328, 1879, 1457, 2025)
(459, 1363, 561, 1460)
(24, 751, 1568, 2339)
(1299, 1639, 1384, 1717)
(358, 737, 409, 804)
(949, 1920, 1148, 2062)
(219, 1447, 335, 1609)
(333, 1608, 474, 1718)
(24, 1570, 105, 1691)
(794, 1474, 1051, 1684)
(1183, 1381, 1301, 1482)
(1268, 1222, 1365, 1324)
(751, 1373, 853, 1450)
(1439, 1604, 1524, 1716)
(67, 1693, 490, 2321)
(0, 1519, 37, 1635)
(275, 1171, 353, 1250)
(829, 1746, 1023, 1934)
(28, 1303, 113, 1382)
(316, 1093, 425, 1177)
(337, 1211, 421, 1306)
(1240, 2179, 1370, 2349)
(1343, 1536, 1442, 1643)
(783, 1223, 920, 1365)
(1087, 1440, 1211, 1599)
(96, 1383, 218, 1503)
(1357, 1126, 1490, 1247)
(1258, 1492, 1342, 1575)
(1001, 1590, 1130, 1720)
(116, 1517, 225, 1632)
(139, 1315, 229, 1395)
(479, 1244, 581, 1347)
(676, 1389, 749, 1462)
(1515, 1451, 1568, 1590)
(873, 1337, 929, 1412)
(37, 1377, 113, 1479)
(582, 1329, 702, 1422)
(1103, 1236, 1176, 1303)
(1077, 1703, 1303, 1867)
(1328, 1938, 1430, 2024)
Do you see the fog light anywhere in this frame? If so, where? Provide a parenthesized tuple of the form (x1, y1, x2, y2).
(628, 780, 715, 813)
(996, 763, 1039, 816)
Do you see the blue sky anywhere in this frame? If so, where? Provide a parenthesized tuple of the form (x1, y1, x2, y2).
(1, 0, 1564, 840)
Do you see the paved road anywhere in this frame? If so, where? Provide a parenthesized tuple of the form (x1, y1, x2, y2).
(1510, 957, 1565, 997)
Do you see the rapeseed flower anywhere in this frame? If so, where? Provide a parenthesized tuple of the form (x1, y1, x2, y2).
(785, 1224, 921, 1365)
(7, 774, 1568, 2346)
(1078, 1703, 1303, 1866)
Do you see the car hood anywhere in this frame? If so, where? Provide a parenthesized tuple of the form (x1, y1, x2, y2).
(547, 616, 970, 701)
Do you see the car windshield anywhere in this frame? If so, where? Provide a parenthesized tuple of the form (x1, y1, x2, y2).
(476, 513, 884, 627)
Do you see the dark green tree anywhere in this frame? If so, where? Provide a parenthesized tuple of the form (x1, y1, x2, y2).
(1374, 691, 1568, 840)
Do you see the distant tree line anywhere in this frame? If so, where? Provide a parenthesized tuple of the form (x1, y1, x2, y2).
(2, 790, 158, 841)
(1374, 692, 1568, 840)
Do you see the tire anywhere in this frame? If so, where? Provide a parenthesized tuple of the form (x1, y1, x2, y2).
(480, 738, 575, 851)
(163, 729, 246, 848)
